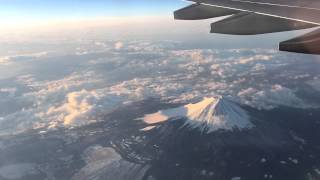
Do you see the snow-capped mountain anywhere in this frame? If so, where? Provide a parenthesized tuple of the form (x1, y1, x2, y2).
(140, 96, 253, 133)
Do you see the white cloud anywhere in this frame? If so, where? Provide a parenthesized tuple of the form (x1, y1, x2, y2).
(237, 85, 306, 110)
(114, 42, 124, 50)
(45, 90, 99, 127)
(95, 41, 107, 48)
(0, 57, 11, 65)
(237, 54, 273, 64)
(0, 72, 107, 135)
(0, 52, 48, 65)
(307, 76, 320, 92)
(0, 88, 16, 98)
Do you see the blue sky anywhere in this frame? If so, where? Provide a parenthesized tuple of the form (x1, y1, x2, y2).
(0, 0, 186, 21)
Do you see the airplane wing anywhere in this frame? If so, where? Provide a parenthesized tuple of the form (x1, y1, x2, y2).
(174, 0, 320, 54)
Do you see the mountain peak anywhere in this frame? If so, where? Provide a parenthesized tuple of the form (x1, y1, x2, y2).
(184, 96, 252, 132)
(140, 96, 253, 133)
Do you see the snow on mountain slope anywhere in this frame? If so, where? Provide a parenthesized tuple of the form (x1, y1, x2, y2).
(140, 97, 253, 133)
(71, 145, 149, 180)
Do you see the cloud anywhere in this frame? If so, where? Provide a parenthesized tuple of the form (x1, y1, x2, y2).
(307, 76, 320, 92)
(0, 88, 16, 98)
(114, 42, 124, 50)
(0, 57, 10, 65)
(0, 52, 48, 65)
(0, 72, 106, 135)
(45, 90, 99, 127)
(237, 85, 306, 110)
(95, 42, 107, 48)
(236, 54, 273, 64)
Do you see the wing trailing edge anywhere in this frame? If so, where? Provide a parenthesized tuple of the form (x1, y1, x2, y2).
(211, 12, 317, 35)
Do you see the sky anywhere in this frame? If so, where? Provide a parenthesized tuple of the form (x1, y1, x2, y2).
(0, 0, 311, 49)
(0, 0, 186, 21)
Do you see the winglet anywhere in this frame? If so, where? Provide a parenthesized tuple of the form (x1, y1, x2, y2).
(174, 3, 238, 20)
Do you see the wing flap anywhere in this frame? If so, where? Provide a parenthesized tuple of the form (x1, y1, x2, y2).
(211, 12, 317, 35)
(174, 3, 238, 20)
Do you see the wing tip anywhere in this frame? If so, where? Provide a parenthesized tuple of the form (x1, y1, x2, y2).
(279, 28, 320, 55)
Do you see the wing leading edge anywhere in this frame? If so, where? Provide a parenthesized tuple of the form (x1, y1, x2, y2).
(174, 0, 320, 54)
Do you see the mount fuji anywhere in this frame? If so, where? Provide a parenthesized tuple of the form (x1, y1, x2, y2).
(140, 96, 253, 133)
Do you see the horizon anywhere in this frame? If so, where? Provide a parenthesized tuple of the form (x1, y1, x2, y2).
(0, 0, 312, 47)
(0, 0, 186, 25)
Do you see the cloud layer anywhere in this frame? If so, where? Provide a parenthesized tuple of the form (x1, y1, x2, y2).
(0, 40, 319, 136)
